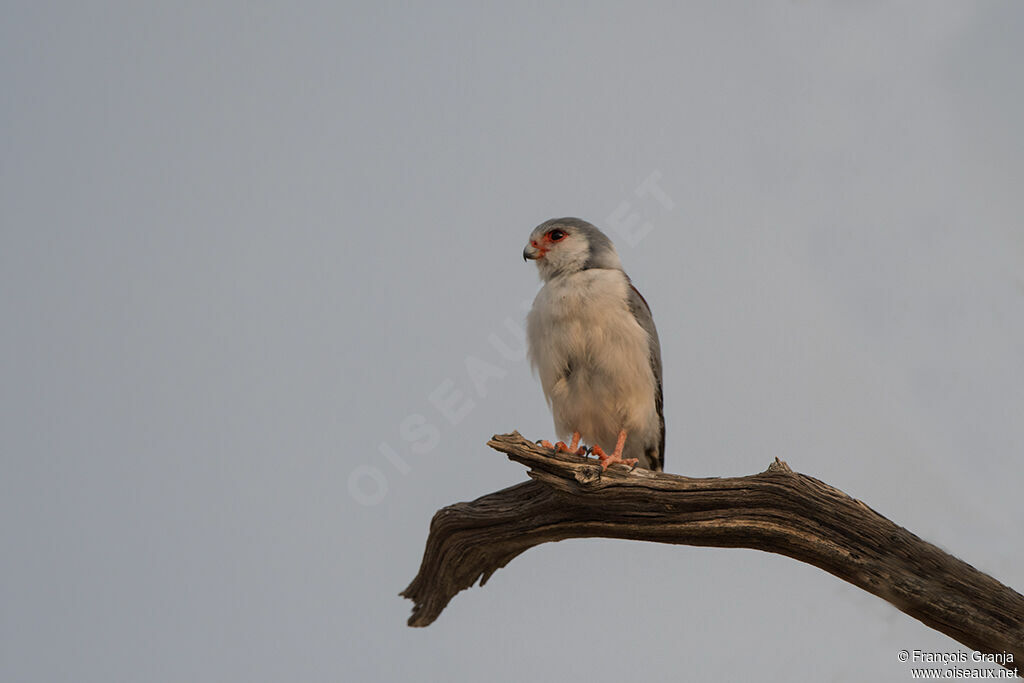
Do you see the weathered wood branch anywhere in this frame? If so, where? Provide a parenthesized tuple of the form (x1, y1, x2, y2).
(402, 432, 1024, 672)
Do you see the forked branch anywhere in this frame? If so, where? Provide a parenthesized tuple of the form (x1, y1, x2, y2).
(401, 432, 1024, 672)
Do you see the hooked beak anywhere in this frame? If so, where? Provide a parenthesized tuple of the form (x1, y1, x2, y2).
(523, 242, 542, 261)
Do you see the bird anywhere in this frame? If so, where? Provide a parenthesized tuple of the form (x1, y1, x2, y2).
(523, 217, 664, 471)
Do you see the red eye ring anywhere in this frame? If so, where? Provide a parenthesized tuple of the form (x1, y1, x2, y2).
(547, 229, 566, 241)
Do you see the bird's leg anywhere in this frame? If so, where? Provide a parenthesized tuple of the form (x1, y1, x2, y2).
(591, 430, 638, 470)
(554, 431, 586, 456)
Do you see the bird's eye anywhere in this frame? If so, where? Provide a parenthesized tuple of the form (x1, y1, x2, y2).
(547, 229, 566, 241)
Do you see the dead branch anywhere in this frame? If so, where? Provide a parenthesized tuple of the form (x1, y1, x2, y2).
(401, 432, 1024, 672)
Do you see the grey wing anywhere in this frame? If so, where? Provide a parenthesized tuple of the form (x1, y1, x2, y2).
(626, 283, 665, 471)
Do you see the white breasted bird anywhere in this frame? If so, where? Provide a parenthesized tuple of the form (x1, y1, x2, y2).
(524, 217, 664, 471)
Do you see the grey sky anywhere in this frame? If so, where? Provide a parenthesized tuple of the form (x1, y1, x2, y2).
(2, 2, 1022, 682)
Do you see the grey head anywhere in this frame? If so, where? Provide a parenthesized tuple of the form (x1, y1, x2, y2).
(522, 217, 623, 281)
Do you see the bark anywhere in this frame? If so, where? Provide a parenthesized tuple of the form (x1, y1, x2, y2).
(401, 432, 1023, 673)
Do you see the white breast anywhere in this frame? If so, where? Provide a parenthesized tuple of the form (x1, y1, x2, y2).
(526, 269, 658, 454)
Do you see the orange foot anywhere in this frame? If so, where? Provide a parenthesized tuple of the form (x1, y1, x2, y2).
(592, 430, 638, 470)
(540, 432, 587, 456)
(554, 431, 587, 456)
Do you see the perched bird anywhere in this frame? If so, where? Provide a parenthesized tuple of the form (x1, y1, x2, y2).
(524, 217, 664, 471)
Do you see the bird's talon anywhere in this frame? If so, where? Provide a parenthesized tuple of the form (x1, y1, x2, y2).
(593, 442, 639, 470)
(538, 440, 555, 450)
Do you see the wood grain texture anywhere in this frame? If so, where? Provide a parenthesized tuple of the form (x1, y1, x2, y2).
(401, 432, 1023, 672)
